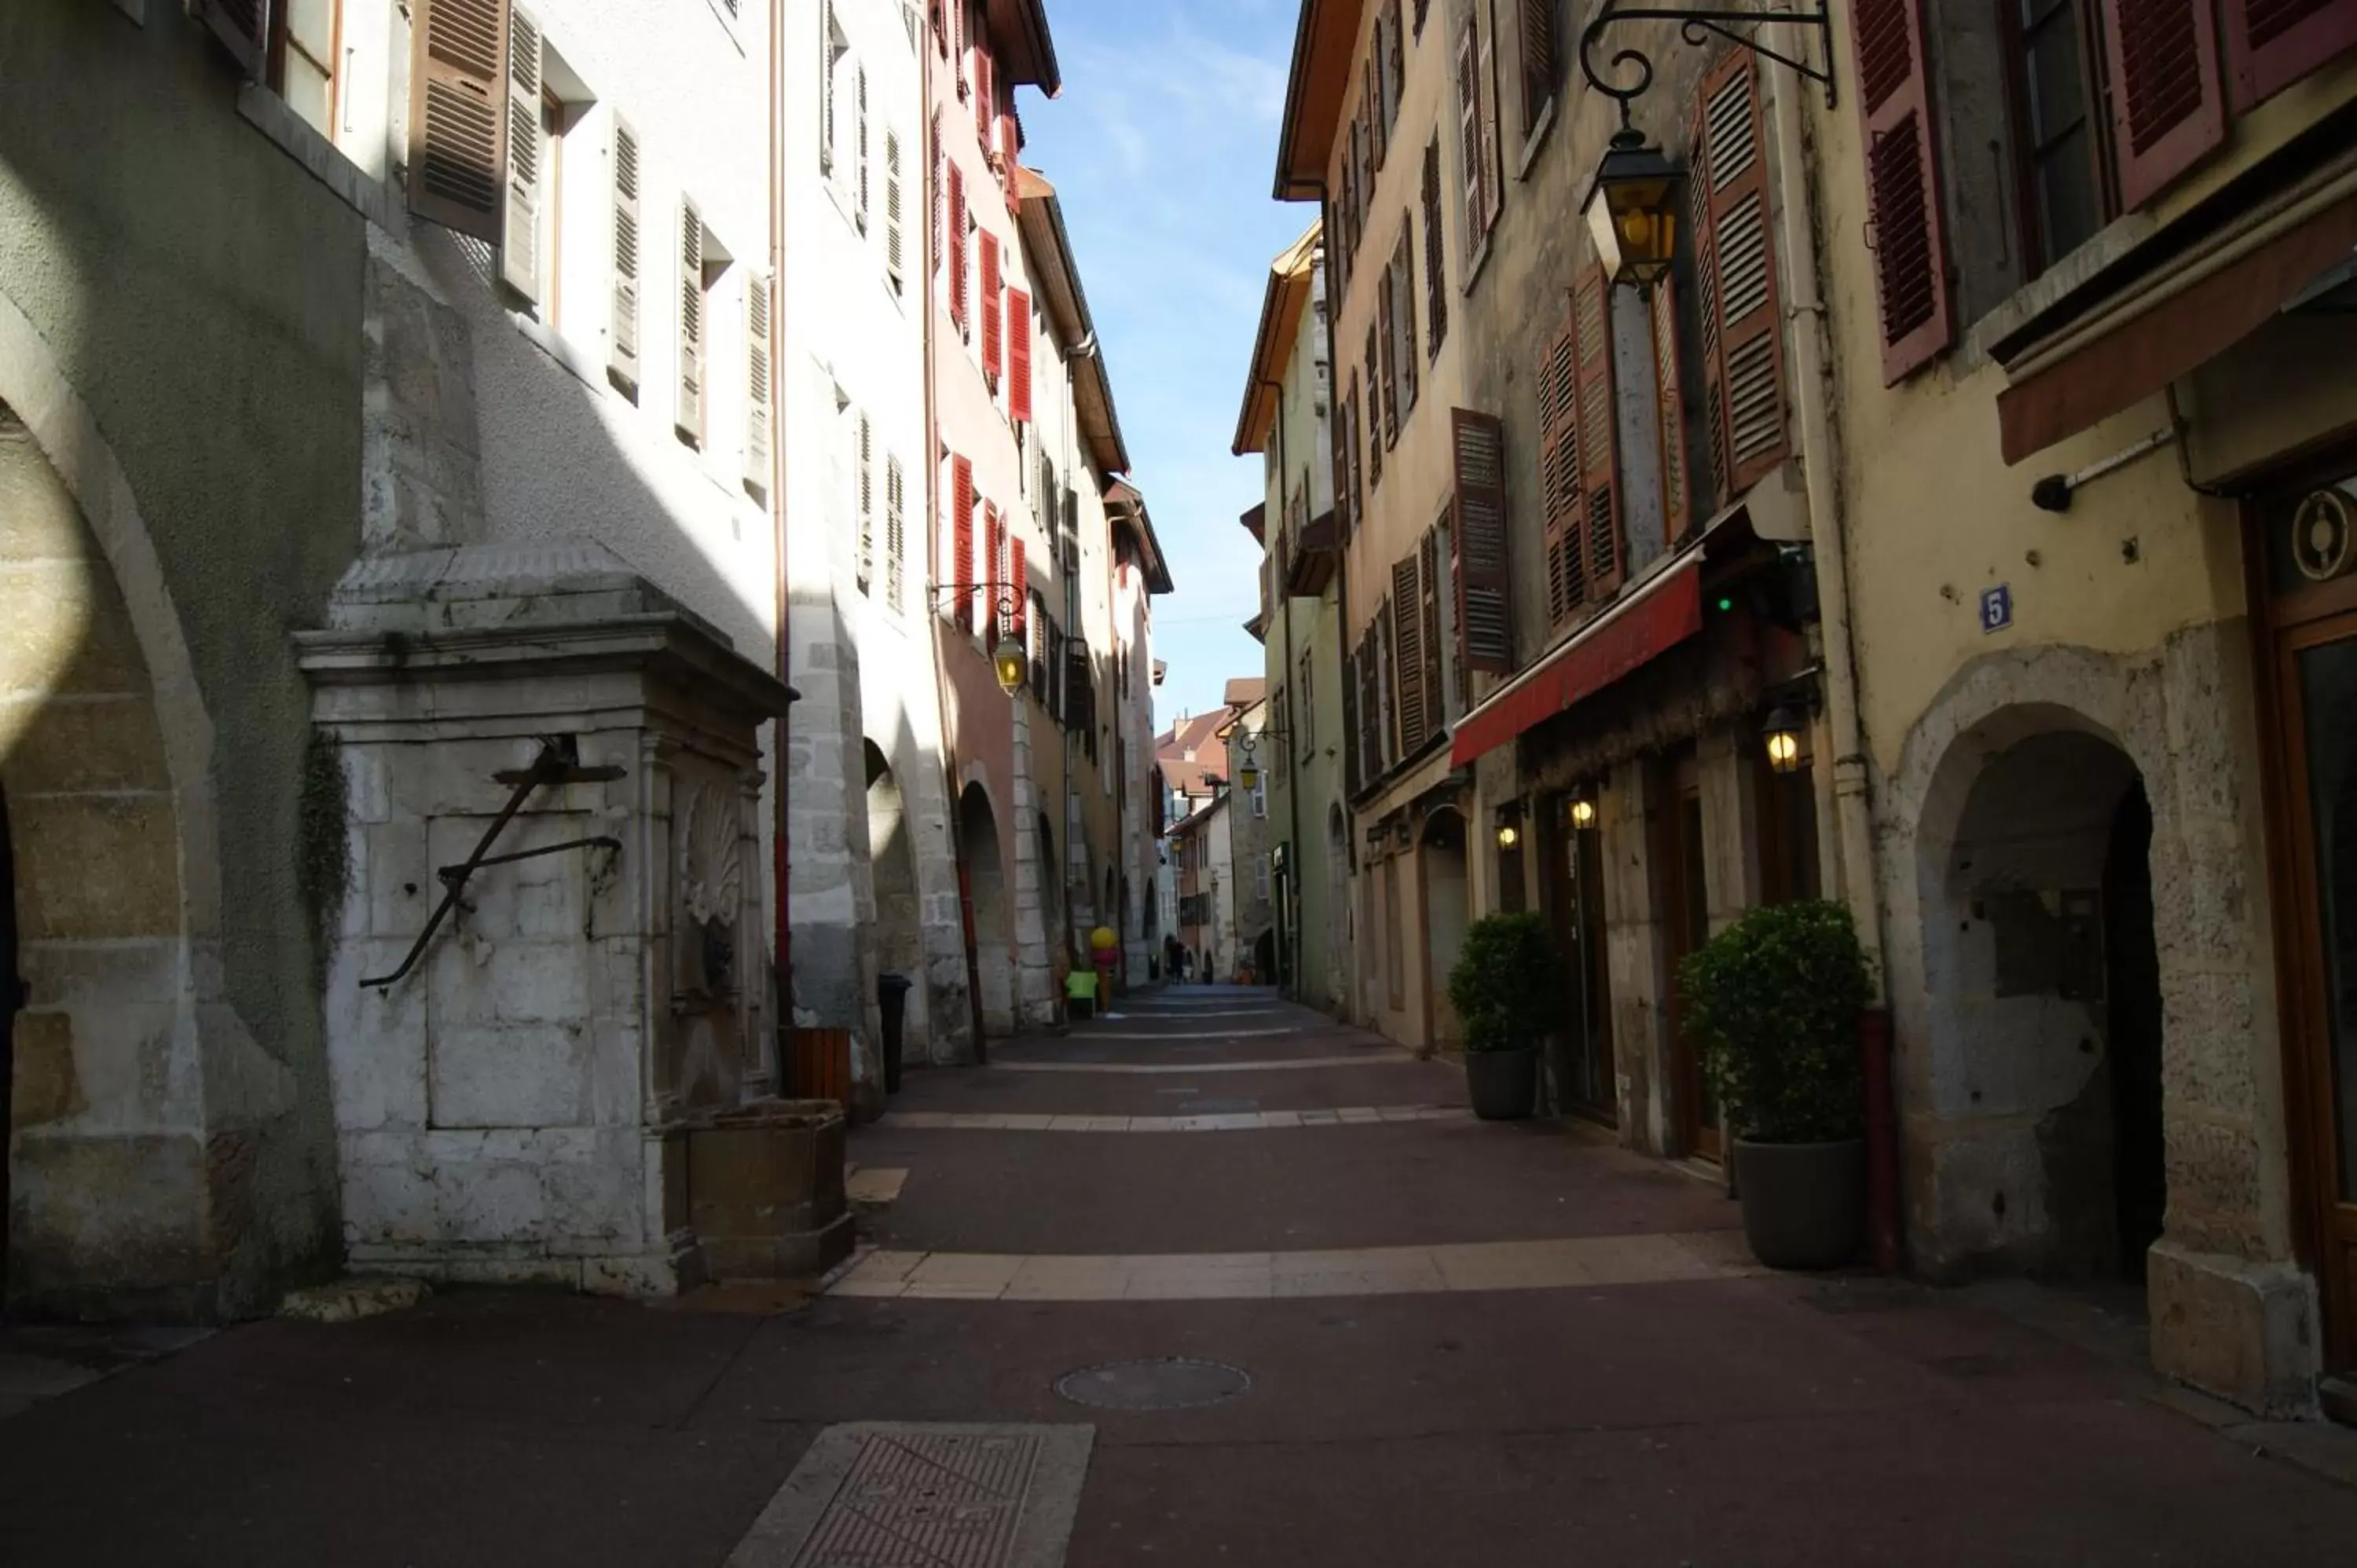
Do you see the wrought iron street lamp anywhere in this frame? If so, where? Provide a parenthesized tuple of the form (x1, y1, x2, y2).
(1232, 728, 1294, 792)
(923, 583, 1031, 697)
(1762, 704, 1806, 775)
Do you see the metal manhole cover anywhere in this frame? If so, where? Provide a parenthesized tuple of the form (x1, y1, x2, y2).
(1053, 1357, 1252, 1411)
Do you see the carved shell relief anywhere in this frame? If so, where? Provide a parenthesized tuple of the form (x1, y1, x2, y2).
(676, 778, 745, 999)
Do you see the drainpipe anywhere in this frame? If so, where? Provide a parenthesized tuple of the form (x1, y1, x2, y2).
(1262, 376, 1307, 1002)
(1769, 57, 1898, 1269)
(768, 0, 793, 1080)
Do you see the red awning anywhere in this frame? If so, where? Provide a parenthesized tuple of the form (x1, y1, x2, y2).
(1449, 556, 1704, 768)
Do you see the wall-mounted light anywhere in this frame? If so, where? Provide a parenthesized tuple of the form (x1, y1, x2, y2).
(992, 636, 1028, 696)
(1494, 803, 1523, 850)
(1763, 705, 1806, 775)
(1583, 129, 1682, 289)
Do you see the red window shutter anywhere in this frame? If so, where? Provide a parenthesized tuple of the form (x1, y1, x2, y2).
(953, 456, 976, 630)
(195, 0, 269, 75)
(2224, 0, 2357, 108)
(1651, 277, 1694, 543)
(2099, 0, 2227, 209)
(1007, 289, 1034, 422)
(1691, 56, 1789, 500)
(1851, 0, 1954, 382)
(1452, 408, 1515, 672)
(1535, 312, 1583, 627)
(1572, 265, 1623, 601)
(948, 163, 968, 328)
(974, 46, 993, 141)
(979, 231, 1003, 379)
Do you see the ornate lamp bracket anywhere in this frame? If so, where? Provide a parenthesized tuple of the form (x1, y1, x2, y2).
(1578, 2, 1838, 126)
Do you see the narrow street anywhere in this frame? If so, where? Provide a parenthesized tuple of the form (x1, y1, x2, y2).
(4, 990, 2356, 1566)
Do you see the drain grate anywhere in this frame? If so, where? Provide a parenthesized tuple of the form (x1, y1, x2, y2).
(1053, 1357, 1252, 1412)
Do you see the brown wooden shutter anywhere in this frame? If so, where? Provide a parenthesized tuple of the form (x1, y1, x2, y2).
(1457, 20, 1484, 242)
(1693, 57, 1788, 500)
(1378, 282, 1398, 447)
(1651, 278, 1693, 542)
(1452, 408, 1515, 672)
(1475, 5, 1501, 232)
(196, 0, 269, 76)
(1417, 526, 1444, 729)
(1519, 0, 1556, 133)
(1573, 263, 1623, 600)
(2225, 0, 2357, 107)
(677, 201, 706, 441)
(2099, 0, 2227, 209)
(610, 116, 642, 387)
(980, 230, 1003, 379)
(1346, 373, 1364, 538)
(948, 162, 969, 332)
(409, 0, 509, 242)
(1386, 0, 1408, 131)
(1422, 140, 1448, 355)
(1343, 643, 1364, 796)
(1535, 313, 1582, 627)
(1368, 56, 1387, 171)
(1393, 230, 1418, 415)
(953, 454, 977, 629)
(746, 273, 773, 489)
(1391, 557, 1426, 749)
(1008, 289, 1034, 423)
(1365, 327, 1385, 485)
(1851, 0, 1953, 382)
(499, 5, 544, 299)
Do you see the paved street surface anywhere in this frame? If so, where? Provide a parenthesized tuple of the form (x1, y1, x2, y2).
(5, 987, 2357, 1565)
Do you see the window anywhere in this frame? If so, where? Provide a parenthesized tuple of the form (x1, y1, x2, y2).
(885, 455, 907, 612)
(856, 412, 875, 595)
(273, 0, 343, 141)
(1252, 772, 1268, 819)
(1257, 854, 1272, 901)
(1422, 139, 1448, 357)
(676, 202, 710, 445)
(610, 116, 641, 389)
(1299, 650, 1314, 753)
(1391, 227, 1418, 417)
(885, 129, 907, 295)
(1516, 0, 1557, 136)
(2001, 0, 2113, 275)
(821, 2, 847, 178)
(746, 272, 772, 490)
(1455, 2, 1501, 251)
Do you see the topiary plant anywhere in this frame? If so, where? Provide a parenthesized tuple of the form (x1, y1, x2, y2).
(1447, 912, 1566, 1053)
(1677, 899, 1873, 1144)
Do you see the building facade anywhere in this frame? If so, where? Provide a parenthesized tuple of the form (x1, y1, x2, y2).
(1236, 224, 1350, 1009)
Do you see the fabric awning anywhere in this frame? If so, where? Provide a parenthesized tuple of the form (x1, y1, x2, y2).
(1448, 555, 1703, 768)
(1996, 189, 2357, 465)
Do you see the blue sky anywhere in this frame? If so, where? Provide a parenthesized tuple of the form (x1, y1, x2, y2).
(1018, 0, 1309, 735)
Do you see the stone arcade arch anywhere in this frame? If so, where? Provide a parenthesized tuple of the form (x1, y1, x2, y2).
(865, 742, 928, 1057)
(957, 782, 1014, 1039)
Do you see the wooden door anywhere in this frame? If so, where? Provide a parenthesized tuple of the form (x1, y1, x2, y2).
(1660, 750, 1718, 1160)
(2273, 606, 2357, 1378)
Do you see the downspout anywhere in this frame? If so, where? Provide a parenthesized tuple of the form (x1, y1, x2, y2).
(769, 0, 794, 1073)
(1263, 375, 1307, 1001)
(1769, 57, 1898, 1269)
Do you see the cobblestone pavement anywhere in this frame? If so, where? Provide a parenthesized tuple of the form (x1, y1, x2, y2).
(4, 987, 2357, 1566)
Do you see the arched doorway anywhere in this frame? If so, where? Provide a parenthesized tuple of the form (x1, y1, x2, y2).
(1327, 804, 1351, 1011)
(1925, 725, 2165, 1279)
(864, 743, 926, 1058)
(1036, 810, 1063, 963)
(956, 782, 1014, 1040)
(1421, 808, 1470, 1050)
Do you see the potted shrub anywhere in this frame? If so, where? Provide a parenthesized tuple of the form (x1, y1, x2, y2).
(1678, 899, 1873, 1270)
(1446, 912, 1565, 1121)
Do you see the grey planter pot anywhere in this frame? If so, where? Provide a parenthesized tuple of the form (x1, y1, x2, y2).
(1464, 1047, 1538, 1121)
(1731, 1137, 1866, 1270)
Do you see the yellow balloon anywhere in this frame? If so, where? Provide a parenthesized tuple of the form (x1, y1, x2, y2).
(1089, 926, 1118, 952)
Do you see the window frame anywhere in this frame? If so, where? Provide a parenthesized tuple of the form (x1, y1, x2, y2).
(269, 0, 344, 142)
(1998, 0, 2120, 280)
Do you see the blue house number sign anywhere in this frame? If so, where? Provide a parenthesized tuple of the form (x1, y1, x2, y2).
(1980, 584, 2014, 634)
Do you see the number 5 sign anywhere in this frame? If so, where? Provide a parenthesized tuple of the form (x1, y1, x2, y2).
(1980, 584, 2013, 635)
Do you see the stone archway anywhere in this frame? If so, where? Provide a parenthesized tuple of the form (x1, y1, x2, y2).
(1421, 807, 1470, 1051)
(1913, 719, 2165, 1280)
(957, 782, 1014, 1037)
(865, 742, 928, 1057)
(0, 402, 213, 1312)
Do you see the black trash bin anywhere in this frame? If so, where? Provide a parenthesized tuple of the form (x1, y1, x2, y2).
(877, 973, 914, 1094)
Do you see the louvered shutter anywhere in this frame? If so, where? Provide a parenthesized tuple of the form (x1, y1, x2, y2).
(1008, 289, 1034, 423)
(1851, 0, 1952, 382)
(1519, 0, 1556, 132)
(930, 115, 945, 278)
(948, 162, 969, 332)
(975, 46, 993, 143)
(984, 503, 1004, 639)
(1452, 408, 1515, 671)
(1012, 535, 1029, 640)
(1394, 230, 1419, 414)
(1475, 6, 1502, 231)
(746, 273, 773, 489)
(1457, 22, 1485, 243)
(1692, 57, 1788, 500)
(1332, 368, 1354, 541)
(1343, 643, 1364, 796)
(409, 0, 509, 242)
(610, 116, 642, 386)
(1422, 141, 1448, 355)
(1651, 278, 1693, 541)
(499, 5, 544, 299)
(952, 454, 976, 630)
(1536, 313, 1583, 627)
(1345, 373, 1364, 539)
(821, 0, 839, 173)
(980, 230, 1003, 380)
(1365, 328, 1385, 485)
(1391, 558, 1427, 750)
(1369, 56, 1387, 171)
(886, 456, 907, 612)
(1377, 287, 1398, 447)
(1377, 598, 1401, 764)
(2225, 0, 2357, 107)
(677, 203, 706, 441)
(886, 130, 907, 293)
(857, 65, 871, 229)
(856, 414, 875, 593)
(1573, 264, 1623, 599)
(1417, 528, 1444, 733)
(2100, 0, 2226, 208)
(196, 0, 269, 76)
